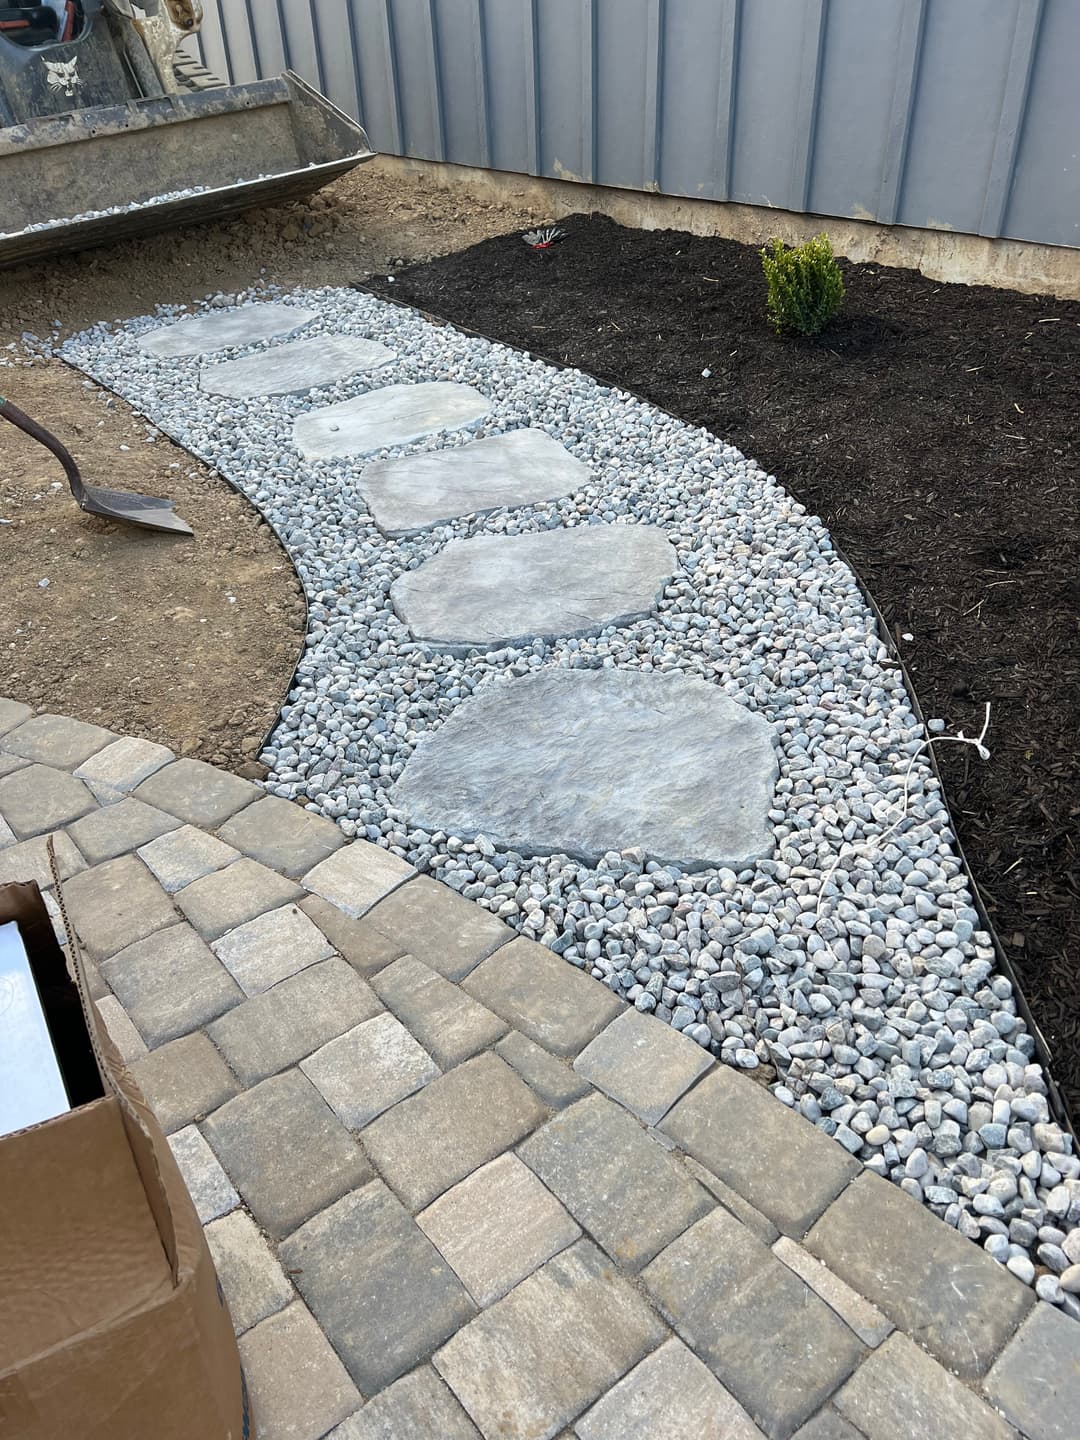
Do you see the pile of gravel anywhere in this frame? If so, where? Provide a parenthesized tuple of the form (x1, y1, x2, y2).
(61, 286, 1080, 1313)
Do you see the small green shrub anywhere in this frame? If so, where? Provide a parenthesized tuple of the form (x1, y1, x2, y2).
(761, 232, 844, 337)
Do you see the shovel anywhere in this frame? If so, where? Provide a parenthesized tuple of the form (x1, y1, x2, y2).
(1, 394, 194, 535)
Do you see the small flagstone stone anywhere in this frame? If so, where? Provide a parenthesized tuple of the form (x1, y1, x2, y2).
(390, 524, 678, 650)
(137, 303, 317, 359)
(360, 428, 592, 537)
(294, 382, 489, 460)
(200, 333, 395, 397)
(394, 669, 778, 871)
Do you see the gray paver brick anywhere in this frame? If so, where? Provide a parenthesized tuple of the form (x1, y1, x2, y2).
(0, 830, 86, 890)
(299, 894, 406, 976)
(520, 1092, 713, 1272)
(681, 1156, 780, 1245)
(205, 1209, 295, 1335)
(418, 1153, 581, 1306)
(301, 840, 413, 918)
(176, 858, 302, 942)
(95, 995, 149, 1063)
(280, 1181, 477, 1394)
(575, 1337, 766, 1440)
(363, 1051, 548, 1211)
(983, 1300, 1080, 1440)
(0, 763, 97, 838)
(805, 1171, 1033, 1379)
(133, 757, 259, 828)
(211, 902, 333, 994)
(2, 712, 115, 768)
(74, 735, 175, 793)
(771, 1238, 892, 1348)
(434, 1240, 666, 1440)
(167, 1124, 240, 1223)
(365, 875, 512, 981)
(371, 953, 507, 1067)
(217, 794, 346, 878)
(791, 1410, 867, 1440)
(201, 1067, 371, 1239)
(573, 1008, 713, 1125)
(660, 1065, 860, 1237)
(464, 937, 625, 1058)
(63, 853, 179, 961)
(300, 1011, 440, 1129)
(207, 956, 382, 1086)
(326, 1367, 480, 1440)
(129, 1031, 240, 1134)
(137, 823, 241, 892)
(643, 1207, 864, 1440)
(834, 1333, 1016, 1440)
(495, 1029, 594, 1109)
(0, 698, 33, 736)
(238, 1300, 360, 1440)
(102, 921, 243, 1046)
(66, 796, 181, 865)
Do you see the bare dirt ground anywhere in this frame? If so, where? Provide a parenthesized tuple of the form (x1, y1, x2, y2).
(0, 161, 542, 767)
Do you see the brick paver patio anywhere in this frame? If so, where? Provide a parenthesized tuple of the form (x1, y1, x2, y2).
(2, 699, 1077, 1440)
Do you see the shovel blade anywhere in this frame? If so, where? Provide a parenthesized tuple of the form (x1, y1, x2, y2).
(80, 486, 195, 535)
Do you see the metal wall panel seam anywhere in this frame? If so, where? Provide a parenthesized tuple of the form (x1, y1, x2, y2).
(207, 0, 236, 85)
(642, 0, 665, 191)
(790, 0, 827, 214)
(712, 0, 740, 201)
(523, 0, 540, 175)
(345, 1, 366, 127)
(274, 0, 295, 72)
(304, 0, 329, 97)
(381, 0, 404, 153)
(581, 0, 597, 184)
(978, 0, 1045, 239)
(473, 0, 492, 170)
(877, 0, 926, 225)
(241, 0, 262, 74)
(422, 0, 447, 161)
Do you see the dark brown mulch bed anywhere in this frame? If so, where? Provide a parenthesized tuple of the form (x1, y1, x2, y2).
(368, 215, 1080, 1119)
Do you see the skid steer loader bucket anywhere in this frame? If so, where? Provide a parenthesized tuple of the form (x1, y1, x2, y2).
(0, 3, 374, 268)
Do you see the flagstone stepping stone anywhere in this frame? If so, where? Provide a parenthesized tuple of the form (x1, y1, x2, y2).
(199, 334, 396, 398)
(391, 524, 678, 651)
(361, 428, 591, 537)
(294, 382, 490, 461)
(137, 304, 318, 359)
(393, 669, 778, 871)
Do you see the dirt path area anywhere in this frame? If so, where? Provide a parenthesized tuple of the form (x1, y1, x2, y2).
(0, 161, 542, 768)
(368, 215, 1080, 1117)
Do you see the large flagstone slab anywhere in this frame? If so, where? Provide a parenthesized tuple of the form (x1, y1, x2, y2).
(199, 335, 396, 398)
(391, 524, 678, 650)
(137, 304, 317, 359)
(294, 382, 490, 461)
(393, 669, 778, 871)
(360, 428, 592, 537)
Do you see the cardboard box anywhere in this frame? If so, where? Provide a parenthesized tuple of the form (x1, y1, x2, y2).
(0, 880, 253, 1440)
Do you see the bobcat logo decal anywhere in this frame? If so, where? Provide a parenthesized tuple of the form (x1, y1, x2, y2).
(45, 58, 83, 98)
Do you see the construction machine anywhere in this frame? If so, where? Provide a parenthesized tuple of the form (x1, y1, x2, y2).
(0, 1, 374, 268)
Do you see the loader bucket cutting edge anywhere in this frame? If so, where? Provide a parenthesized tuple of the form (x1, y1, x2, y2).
(0, 71, 375, 268)
(1, 395, 195, 536)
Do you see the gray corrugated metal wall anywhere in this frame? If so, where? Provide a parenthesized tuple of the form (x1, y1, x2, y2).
(192, 0, 1079, 249)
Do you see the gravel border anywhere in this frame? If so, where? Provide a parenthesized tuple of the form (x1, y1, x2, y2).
(60, 287, 1080, 1312)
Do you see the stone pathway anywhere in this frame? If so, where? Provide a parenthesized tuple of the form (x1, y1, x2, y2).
(59, 292, 1080, 1321)
(3, 700, 1076, 1440)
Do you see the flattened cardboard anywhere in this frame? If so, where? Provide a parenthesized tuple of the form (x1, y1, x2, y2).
(0, 880, 252, 1440)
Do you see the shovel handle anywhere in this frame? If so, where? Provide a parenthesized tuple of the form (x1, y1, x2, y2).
(0, 396, 88, 507)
